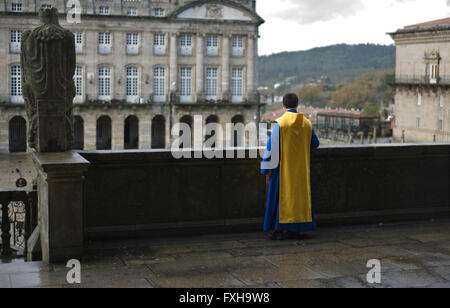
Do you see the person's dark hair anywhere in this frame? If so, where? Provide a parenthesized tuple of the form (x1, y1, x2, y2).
(283, 93, 299, 109)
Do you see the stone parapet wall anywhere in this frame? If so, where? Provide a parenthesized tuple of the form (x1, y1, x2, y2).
(80, 144, 449, 239)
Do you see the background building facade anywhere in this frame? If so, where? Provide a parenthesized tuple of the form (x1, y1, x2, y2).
(390, 18, 450, 143)
(0, 0, 264, 152)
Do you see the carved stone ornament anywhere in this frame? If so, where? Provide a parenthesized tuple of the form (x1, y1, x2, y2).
(424, 49, 441, 61)
(21, 8, 76, 152)
(206, 4, 223, 18)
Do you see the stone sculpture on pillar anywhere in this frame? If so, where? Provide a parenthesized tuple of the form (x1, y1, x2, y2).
(20, 8, 89, 263)
(21, 7, 76, 152)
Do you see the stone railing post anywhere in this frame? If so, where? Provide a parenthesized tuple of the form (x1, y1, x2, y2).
(21, 8, 90, 263)
(32, 152, 89, 262)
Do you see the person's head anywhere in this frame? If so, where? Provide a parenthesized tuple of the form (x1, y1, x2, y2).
(283, 93, 299, 109)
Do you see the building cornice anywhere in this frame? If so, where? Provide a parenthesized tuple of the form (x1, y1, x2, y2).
(389, 29, 450, 45)
(0, 8, 263, 26)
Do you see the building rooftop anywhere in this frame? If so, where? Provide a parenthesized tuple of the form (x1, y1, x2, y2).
(0, 220, 449, 288)
(405, 17, 450, 28)
(390, 17, 450, 35)
(262, 108, 362, 123)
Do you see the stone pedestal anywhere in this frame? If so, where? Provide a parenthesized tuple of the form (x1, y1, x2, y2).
(32, 151, 89, 263)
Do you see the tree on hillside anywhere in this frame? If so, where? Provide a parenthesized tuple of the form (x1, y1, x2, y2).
(293, 71, 395, 111)
(259, 44, 395, 85)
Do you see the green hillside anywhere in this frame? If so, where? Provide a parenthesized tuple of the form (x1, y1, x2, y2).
(258, 44, 396, 85)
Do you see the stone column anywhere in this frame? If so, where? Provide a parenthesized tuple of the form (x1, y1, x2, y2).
(254, 34, 259, 94)
(112, 113, 124, 150)
(169, 33, 178, 94)
(84, 112, 97, 151)
(221, 35, 230, 100)
(247, 35, 255, 101)
(140, 115, 151, 149)
(196, 34, 204, 102)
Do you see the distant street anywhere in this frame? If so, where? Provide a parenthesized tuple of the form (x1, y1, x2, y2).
(0, 153, 36, 188)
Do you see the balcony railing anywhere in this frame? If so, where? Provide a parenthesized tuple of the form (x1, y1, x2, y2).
(0, 187, 37, 256)
(389, 75, 450, 86)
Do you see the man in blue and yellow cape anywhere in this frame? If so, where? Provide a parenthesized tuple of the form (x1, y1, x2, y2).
(261, 93, 320, 240)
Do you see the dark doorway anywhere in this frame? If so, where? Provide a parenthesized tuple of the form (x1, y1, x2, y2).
(179, 115, 193, 149)
(73, 116, 84, 150)
(124, 115, 139, 149)
(96, 116, 112, 150)
(205, 115, 219, 148)
(9, 116, 26, 153)
(231, 115, 244, 147)
(151, 115, 166, 149)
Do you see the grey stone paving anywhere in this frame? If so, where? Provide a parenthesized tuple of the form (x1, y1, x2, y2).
(0, 220, 449, 288)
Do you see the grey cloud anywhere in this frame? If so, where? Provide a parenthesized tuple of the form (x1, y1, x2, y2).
(271, 0, 366, 25)
(447, 0, 450, 6)
(271, 0, 419, 25)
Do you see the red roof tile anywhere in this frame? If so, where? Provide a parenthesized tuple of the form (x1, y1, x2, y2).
(405, 17, 450, 28)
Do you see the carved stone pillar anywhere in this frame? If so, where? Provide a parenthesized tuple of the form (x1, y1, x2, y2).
(221, 35, 230, 100)
(21, 8, 76, 152)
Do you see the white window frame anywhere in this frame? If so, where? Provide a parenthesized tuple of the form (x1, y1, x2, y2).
(416, 117, 421, 129)
(98, 67, 111, 100)
(206, 36, 219, 56)
(417, 93, 422, 106)
(206, 68, 218, 101)
(12, 3, 22, 12)
(438, 119, 443, 132)
(74, 32, 83, 54)
(126, 33, 139, 55)
(10, 30, 21, 53)
(440, 95, 444, 108)
(429, 64, 438, 84)
(74, 66, 83, 103)
(180, 34, 193, 56)
(231, 68, 244, 103)
(127, 7, 137, 16)
(99, 6, 110, 15)
(98, 32, 111, 54)
(155, 8, 165, 17)
(126, 67, 139, 103)
(10, 65, 23, 103)
(232, 36, 244, 57)
(153, 67, 166, 103)
(180, 67, 192, 103)
(153, 34, 166, 55)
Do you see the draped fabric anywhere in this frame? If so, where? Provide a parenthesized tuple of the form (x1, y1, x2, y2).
(261, 109, 320, 233)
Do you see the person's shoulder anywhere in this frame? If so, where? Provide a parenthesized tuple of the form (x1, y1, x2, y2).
(304, 117, 313, 128)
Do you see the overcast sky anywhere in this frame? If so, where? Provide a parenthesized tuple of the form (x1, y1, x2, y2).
(256, 0, 450, 55)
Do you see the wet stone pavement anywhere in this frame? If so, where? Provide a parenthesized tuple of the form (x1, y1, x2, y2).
(0, 220, 449, 288)
(0, 153, 36, 188)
